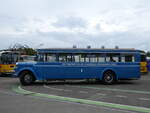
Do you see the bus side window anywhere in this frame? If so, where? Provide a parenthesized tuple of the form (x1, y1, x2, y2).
(72, 54, 80, 62)
(98, 54, 105, 62)
(89, 54, 98, 62)
(38, 54, 44, 62)
(47, 54, 56, 62)
(105, 53, 120, 62)
(80, 54, 85, 62)
(66, 55, 72, 62)
(58, 54, 72, 62)
(73, 54, 89, 62)
(85, 54, 90, 62)
(59, 54, 66, 62)
(121, 54, 135, 62)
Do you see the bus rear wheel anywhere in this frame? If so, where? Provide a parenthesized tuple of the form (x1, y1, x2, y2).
(19, 71, 35, 86)
(102, 71, 116, 85)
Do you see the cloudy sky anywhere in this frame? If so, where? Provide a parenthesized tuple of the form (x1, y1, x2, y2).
(0, 0, 150, 51)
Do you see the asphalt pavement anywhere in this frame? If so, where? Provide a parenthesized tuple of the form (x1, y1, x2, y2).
(0, 73, 150, 113)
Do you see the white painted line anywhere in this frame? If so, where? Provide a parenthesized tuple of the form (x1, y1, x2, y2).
(64, 89, 72, 92)
(43, 85, 63, 91)
(73, 100, 138, 113)
(87, 93, 106, 100)
(139, 98, 150, 101)
(116, 95, 127, 98)
(44, 85, 72, 92)
(79, 91, 88, 94)
(97, 93, 106, 96)
(69, 85, 150, 95)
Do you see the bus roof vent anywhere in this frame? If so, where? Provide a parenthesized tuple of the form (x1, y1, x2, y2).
(87, 45, 91, 49)
(73, 45, 77, 48)
(101, 46, 105, 49)
(115, 46, 119, 49)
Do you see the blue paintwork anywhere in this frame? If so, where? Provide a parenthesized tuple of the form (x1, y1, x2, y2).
(14, 48, 141, 81)
(37, 48, 142, 53)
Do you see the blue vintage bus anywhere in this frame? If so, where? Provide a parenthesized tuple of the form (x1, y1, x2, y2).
(14, 48, 141, 85)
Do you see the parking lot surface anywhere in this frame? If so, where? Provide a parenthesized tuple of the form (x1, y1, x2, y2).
(0, 74, 150, 113)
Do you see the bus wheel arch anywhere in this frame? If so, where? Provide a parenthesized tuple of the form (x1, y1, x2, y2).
(102, 70, 117, 85)
(19, 70, 36, 86)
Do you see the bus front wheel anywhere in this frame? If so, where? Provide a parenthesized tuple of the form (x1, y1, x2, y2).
(19, 71, 35, 86)
(102, 71, 116, 85)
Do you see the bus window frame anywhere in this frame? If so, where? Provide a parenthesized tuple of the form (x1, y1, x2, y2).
(0, 52, 19, 64)
(37, 52, 138, 63)
(121, 53, 135, 62)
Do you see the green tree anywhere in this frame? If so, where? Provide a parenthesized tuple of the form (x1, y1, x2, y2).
(146, 51, 150, 57)
(24, 48, 37, 55)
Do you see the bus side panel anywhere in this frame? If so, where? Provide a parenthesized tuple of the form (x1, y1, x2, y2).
(34, 62, 140, 80)
(115, 63, 140, 79)
(63, 66, 105, 79)
(34, 62, 105, 79)
(34, 63, 66, 79)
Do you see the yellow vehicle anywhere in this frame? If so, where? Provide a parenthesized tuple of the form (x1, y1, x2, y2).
(0, 51, 19, 75)
(140, 52, 148, 73)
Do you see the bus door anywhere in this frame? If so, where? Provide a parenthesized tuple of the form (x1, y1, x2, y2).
(35, 53, 65, 79)
(117, 53, 140, 78)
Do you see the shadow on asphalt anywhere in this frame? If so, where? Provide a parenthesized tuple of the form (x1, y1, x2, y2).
(0, 74, 13, 77)
(29, 79, 138, 86)
(0, 74, 140, 86)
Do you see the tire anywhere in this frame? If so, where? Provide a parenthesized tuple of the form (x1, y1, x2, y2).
(102, 71, 116, 85)
(19, 71, 35, 86)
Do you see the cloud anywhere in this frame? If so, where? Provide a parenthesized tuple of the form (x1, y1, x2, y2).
(0, 14, 150, 51)
(0, 0, 150, 51)
(52, 16, 87, 29)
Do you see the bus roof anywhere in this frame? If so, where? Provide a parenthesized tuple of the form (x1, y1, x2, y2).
(0, 51, 19, 56)
(37, 48, 143, 54)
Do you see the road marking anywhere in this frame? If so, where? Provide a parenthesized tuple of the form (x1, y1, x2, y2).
(139, 98, 150, 101)
(31, 91, 137, 113)
(64, 89, 72, 92)
(97, 93, 106, 96)
(79, 91, 88, 94)
(116, 95, 127, 98)
(43, 85, 63, 91)
(44, 85, 72, 92)
(12, 85, 150, 113)
(71, 86, 150, 95)
(87, 93, 106, 100)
